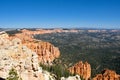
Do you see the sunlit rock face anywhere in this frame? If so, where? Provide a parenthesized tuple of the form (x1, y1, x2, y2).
(0, 32, 56, 80)
(68, 61, 91, 80)
(93, 69, 120, 80)
(23, 41, 60, 65)
(9, 30, 60, 65)
(61, 75, 81, 80)
(21, 29, 79, 35)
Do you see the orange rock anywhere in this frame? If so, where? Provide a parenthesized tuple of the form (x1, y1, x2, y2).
(68, 61, 91, 80)
(24, 41, 60, 64)
(9, 29, 60, 64)
(93, 69, 120, 80)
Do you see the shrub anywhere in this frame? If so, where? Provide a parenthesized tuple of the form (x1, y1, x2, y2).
(40, 63, 72, 80)
(6, 68, 22, 80)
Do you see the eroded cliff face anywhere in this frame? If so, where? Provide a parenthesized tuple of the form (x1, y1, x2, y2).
(93, 69, 120, 80)
(0, 32, 56, 80)
(68, 61, 91, 80)
(23, 41, 60, 64)
(9, 30, 60, 64)
(3, 29, 120, 80)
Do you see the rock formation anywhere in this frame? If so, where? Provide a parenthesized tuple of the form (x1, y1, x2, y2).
(0, 32, 56, 80)
(68, 61, 91, 80)
(20, 29, 79, 35)
(93, 69, 120, 80)
(23, 40, 60, 64)
(0, 31, 82, 80)
(61, 75, 81, 80)
(9, 30, 60, 64)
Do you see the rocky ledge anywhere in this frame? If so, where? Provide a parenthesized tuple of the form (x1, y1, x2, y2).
(0, 32, 56, 80)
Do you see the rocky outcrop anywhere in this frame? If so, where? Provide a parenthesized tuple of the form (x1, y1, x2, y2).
(68, 61, 91, 80)
(93, 69, 120, 80)
(9, 30, 60, 64)
(61, 75, 81, 80)
(0, 32, 56, 80)
(24, 41, 60, 64)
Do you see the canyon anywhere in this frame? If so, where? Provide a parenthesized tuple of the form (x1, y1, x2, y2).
(0, 29, 120, 80)
(9, 29, 60, 65)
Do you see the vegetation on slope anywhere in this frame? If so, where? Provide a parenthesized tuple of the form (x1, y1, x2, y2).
(34, 30, 120, 77)
(6, 29, 22, 36)
(6, 68, 22, 80)
(40, 63, 73, 80)
(4, 29, 120, 78)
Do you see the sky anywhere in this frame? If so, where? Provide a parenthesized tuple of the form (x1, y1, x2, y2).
(0, 0, 120, 29)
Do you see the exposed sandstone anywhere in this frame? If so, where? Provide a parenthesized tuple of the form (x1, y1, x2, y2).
(68, 61, 91, 80)
(24, 41, 60, 64)
(9, 29, 60, 64)
(0, 33, 56, 80)
(93, 69, 120, 80)
(61, 75, 81, 80)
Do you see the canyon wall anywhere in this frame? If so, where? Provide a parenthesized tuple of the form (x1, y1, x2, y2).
(3, 29, 120, 80)
(0, 32, 56, 80)
(9, 30, 60, 64)
(68, 61, 91, 80)
(93, 69, 120, 80)
(23, 41, 60, 64)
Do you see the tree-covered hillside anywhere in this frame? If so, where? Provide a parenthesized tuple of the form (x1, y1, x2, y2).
(34, 30, 120, 77)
